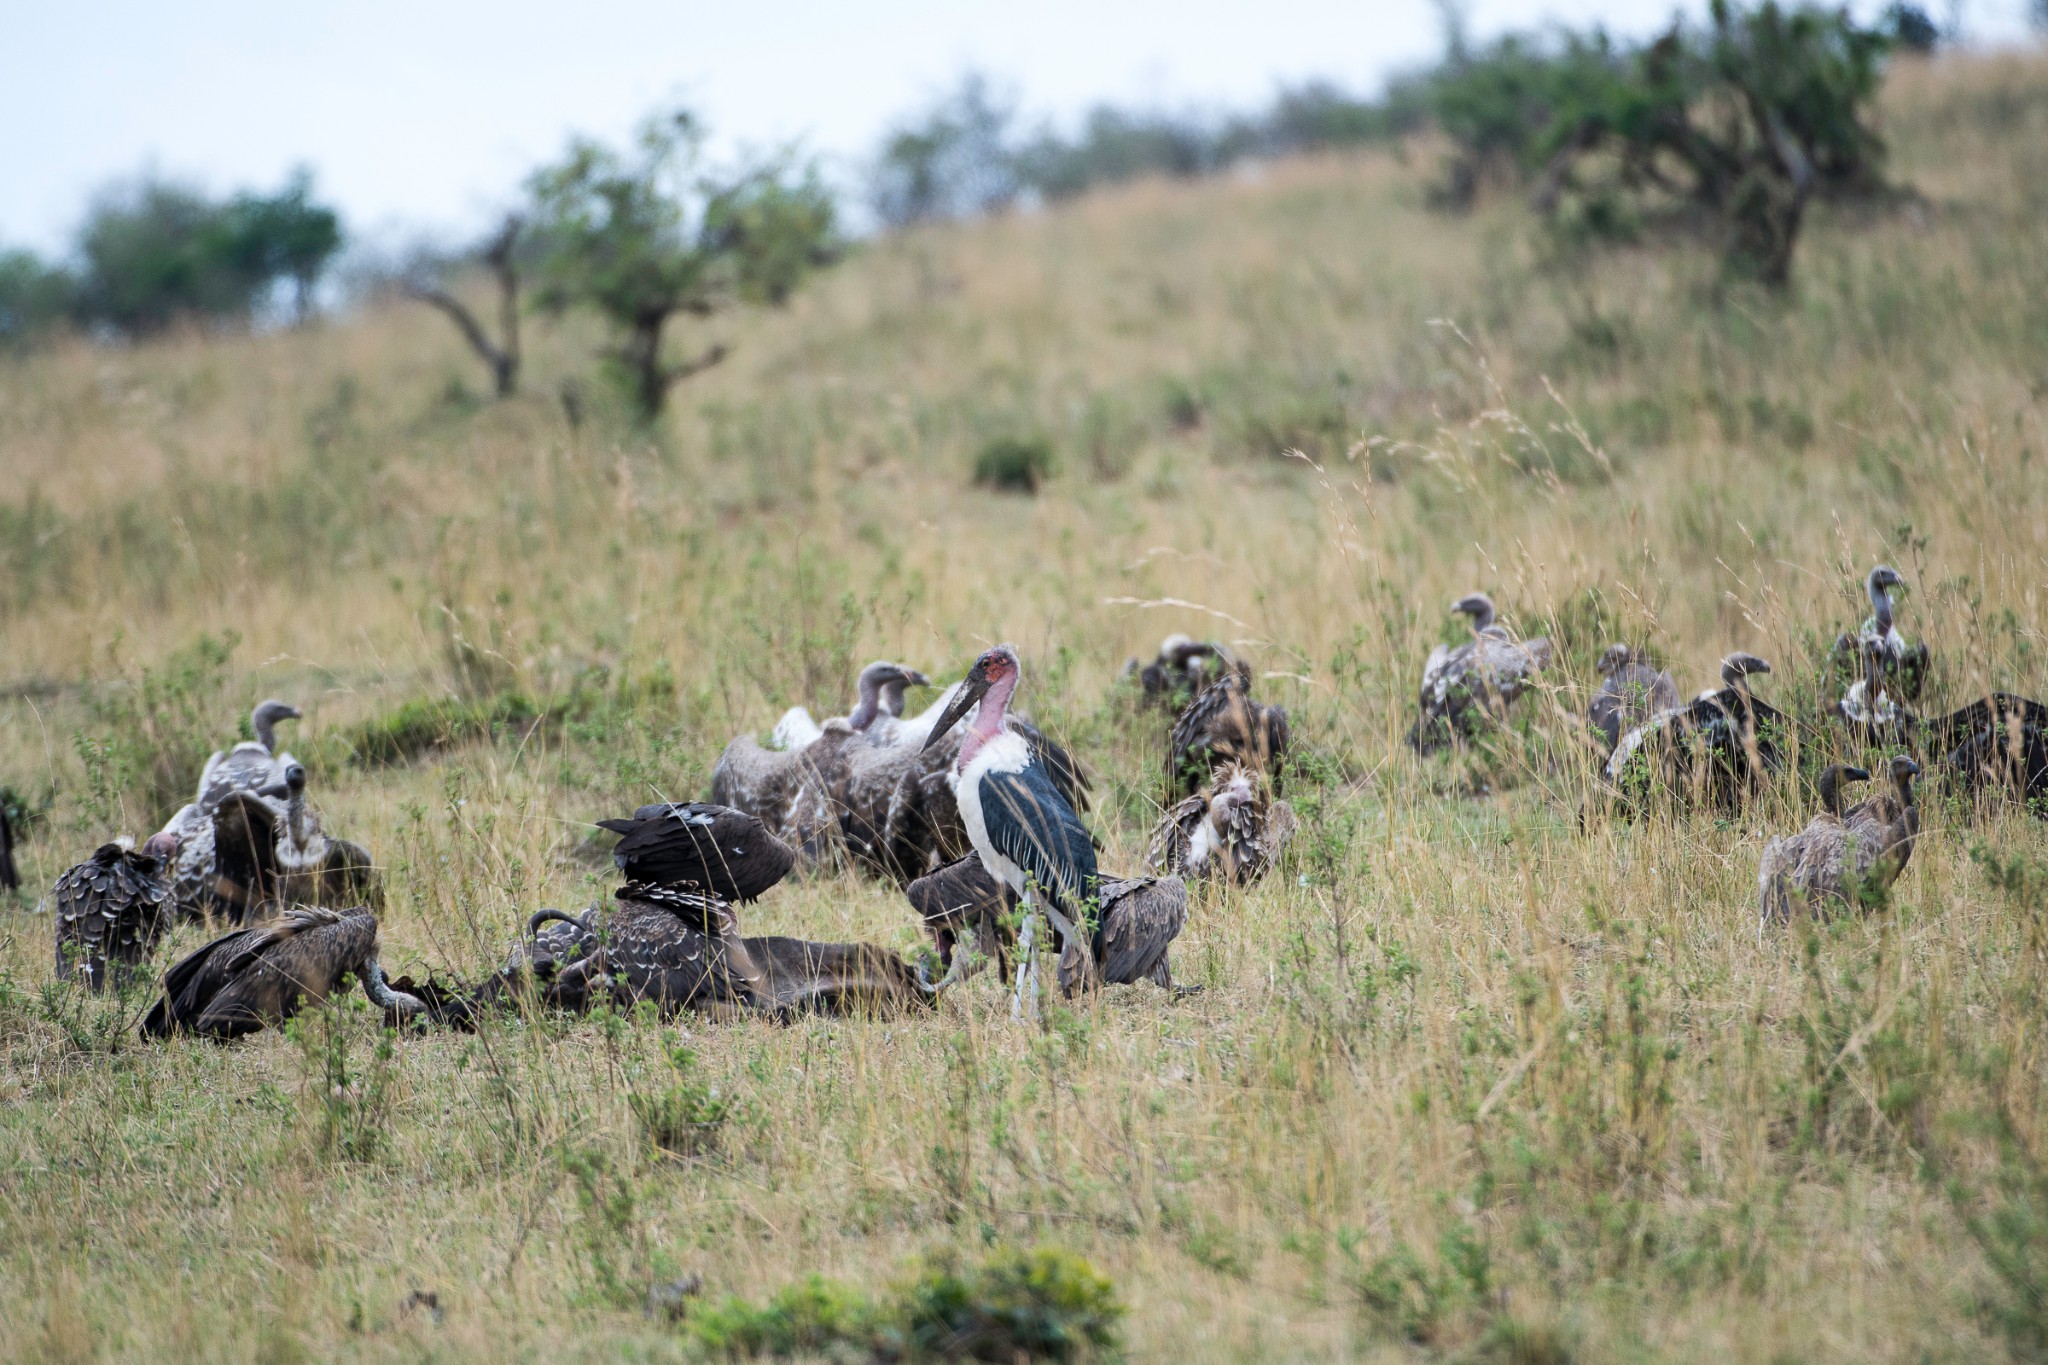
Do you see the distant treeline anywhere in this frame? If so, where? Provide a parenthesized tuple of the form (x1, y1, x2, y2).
(0, 171, 339, 342)
(868, 2, 1943, 230)
(0, 1, 1959, 364)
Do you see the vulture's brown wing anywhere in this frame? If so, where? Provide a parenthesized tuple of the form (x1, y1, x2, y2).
(192, 908, 375, 1039)
(209, 791, 283, 923)
(1091, 875, 1188, 987)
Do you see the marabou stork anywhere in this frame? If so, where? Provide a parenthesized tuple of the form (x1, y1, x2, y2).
(1588, 644, 1679, 755)
(924, 644, 1190, 1011)
(141, 905, 426, 1040)
(1759, 756, 1920, 934)
(51, 833, 181, 991)
(1828, 566, 1930, 705)
(1123, 635, 1229, 710)
(1165, 667, 1291, 799)
(1147, 762, 1296, 886)
(1602, 653, 1788, 810)
(1408, 593, 1554, 754)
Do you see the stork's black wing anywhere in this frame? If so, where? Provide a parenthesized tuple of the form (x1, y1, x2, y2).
(978, 764, 1097, 917)
(597, 802, 794, 902)
(1010, 717, 1092, 813)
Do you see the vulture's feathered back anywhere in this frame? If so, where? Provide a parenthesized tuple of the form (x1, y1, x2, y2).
(595, 803, 795, 902)
(1589, 644, 1680, 754)
(1166, 670, 1291, 798)
(1409, 594, 1553, 754)
(141, 905, 421, 1039)
(52, 835, 179, 991)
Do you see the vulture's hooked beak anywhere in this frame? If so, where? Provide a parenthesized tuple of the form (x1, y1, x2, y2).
(921, 666, 991, 753)
(901, 667, 933, 690)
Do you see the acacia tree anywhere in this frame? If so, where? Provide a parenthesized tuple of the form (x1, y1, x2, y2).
(406, 214, 523, 397)
(527, 110, 836, 419)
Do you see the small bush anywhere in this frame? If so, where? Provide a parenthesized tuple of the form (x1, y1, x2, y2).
(972, 436, 1055, 493)
(342, 692, 541, 767)
(80, 632, 240, 826)
(682, 1245, 1123, 1361)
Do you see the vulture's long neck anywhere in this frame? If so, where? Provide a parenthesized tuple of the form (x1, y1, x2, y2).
(1869, 577, 1894, 635)
(847, 674, 884, 732)
(253, 713, 277, 752)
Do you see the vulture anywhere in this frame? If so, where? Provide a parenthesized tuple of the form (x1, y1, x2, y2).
(924, 644, 1190, 1005)
(1921, 691, 2048, 816)
(1123, 634, 1230, 709)
(769, 661, 931, 752)
(0, 800, 16, 893)
(1166, 668, 1291, 799)
(204, 764, 381, 924)
(1058, 875, 1196, 996)
(1759, 756, 1921, 932)
(51, 834, 181, 991)
(1603, 653, 1788, 809)
(594, 803, 796, 903)
(141, 905, 426, 1040)
(1408, 593, 1554, 755)
(711, 663, 927, 860)
(906, 854, 1016, 980)
(1588, 644, 1679, 754)
(1829, 566, 1930, 705)
(196, 699, 302, 803)
(1147, 762, 1297, 886)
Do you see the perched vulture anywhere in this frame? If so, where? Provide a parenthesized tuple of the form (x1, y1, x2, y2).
(196, 699, 302, 804)
(204, 764, 381, 924)
(712, 663, 926, 860)
(1829, 566, 1930, 705)
(1760, 757, 1920, 932)
(141, 905, 425, 1040)
(1921, 692, 2048, 816)
(594, 803, 795, 903)
(1056, 875, 1196, 996)
(1166, 669, 1291, 798)
(1123, 635, 1230, 710)
(1757, 763, 1868, 929)
(1147, 762, 1296, 886)
(51, 834, 181, 991)
(906, 854, 1016, 980)
(1588, 644, 1679, 754)
(1408, 593, 1554, 755)
(1603, 653, 1788, 810)
(769, 661, 931, 752)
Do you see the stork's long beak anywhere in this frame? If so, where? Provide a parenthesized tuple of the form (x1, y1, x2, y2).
(921, 670, 989, 753)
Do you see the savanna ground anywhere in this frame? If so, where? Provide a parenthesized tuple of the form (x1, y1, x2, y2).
(4, 51, 2048, 1363)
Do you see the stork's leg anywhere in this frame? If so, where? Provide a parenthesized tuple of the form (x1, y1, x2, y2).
(1010, 897, 1040, 1023)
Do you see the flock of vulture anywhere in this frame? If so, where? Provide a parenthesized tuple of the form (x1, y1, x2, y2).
(16, 563, 2047, 1043)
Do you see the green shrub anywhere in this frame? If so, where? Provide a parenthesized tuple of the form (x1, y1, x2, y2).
(342, 692, 540, 768)
(682, 1245, 1123, 1361)
(629, 1043, 733, 1156)
(972, 436, 1055, 493)
(80, 632, 240, 826)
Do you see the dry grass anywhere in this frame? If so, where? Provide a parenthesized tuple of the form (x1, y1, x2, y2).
(3, 51, 2048, 1362)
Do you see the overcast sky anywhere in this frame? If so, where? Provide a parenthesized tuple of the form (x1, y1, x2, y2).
(2, 0, 2032, 254)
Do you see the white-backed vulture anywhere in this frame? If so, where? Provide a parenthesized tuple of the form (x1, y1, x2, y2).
(1122, 635, 1230, 710)
(1408, 593, 1554, 754)
(1829, 565, 1930, 705)
(196, 699, 301, 803)
(141, 905, 424, 1040)
(1759, 756, 1919, 932)
(51, 834, 181, 991)
(769, 661, 932, 751)
(1589, 644, 1680, 754)
(1166, 667, 1291, 798)
(1603, 653, 1789, 809)
(1147, 762, 1296, 885)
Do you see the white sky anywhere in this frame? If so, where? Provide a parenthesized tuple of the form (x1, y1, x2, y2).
(1, 0, 2032, 255)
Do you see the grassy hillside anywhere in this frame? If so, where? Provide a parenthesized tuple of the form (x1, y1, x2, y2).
(3, 51, 2048, 1362)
